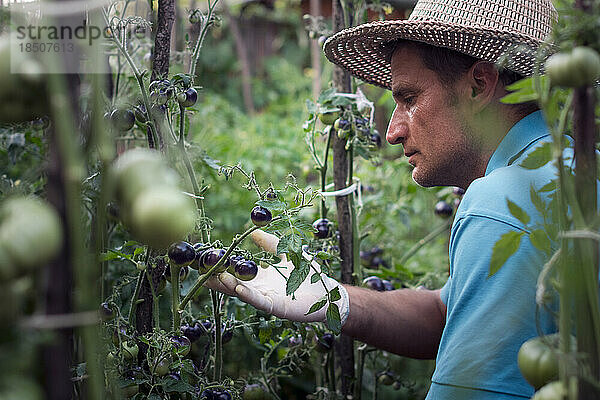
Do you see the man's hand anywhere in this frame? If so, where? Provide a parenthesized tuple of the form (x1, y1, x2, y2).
(206, 230, 349, 325)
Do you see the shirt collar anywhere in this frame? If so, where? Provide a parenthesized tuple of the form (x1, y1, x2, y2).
(484, 110, 551, 176)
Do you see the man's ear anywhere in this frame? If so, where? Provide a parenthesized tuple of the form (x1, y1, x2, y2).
(466, 61, 500, 111)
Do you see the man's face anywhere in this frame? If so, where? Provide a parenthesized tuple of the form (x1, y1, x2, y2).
(386, 45, 483, 188)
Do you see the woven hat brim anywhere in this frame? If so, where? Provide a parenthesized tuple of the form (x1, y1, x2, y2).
(323, 20, 545, 90)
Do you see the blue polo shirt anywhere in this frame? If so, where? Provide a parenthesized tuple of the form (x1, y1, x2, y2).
(426, 111, 561, 399)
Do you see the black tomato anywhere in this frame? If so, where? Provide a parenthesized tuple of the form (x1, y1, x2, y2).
(221, 328, 233, 344)
(168, 241, 196, 266)
(363, 276, 385, 292)
(202, 249, 227, 272)
(453, 186, 465, 196)
(314, 332, 334, 353)
(178, 88, 198, 108)
(170, 335, 191, 356)
(165, 265, 189, 283)
(370, 132, 382, 148)
(234, 260, 258, 281)
(382, 279, 395, 291)
(434, 201, 453, 217)
(250, 206, 272, 227)
(312, 218, 331, 239)
(181, 322, 203, 343)
(100, 302, 116, 321)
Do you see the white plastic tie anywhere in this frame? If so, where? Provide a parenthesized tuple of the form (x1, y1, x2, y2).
(319, 177, 363, 215)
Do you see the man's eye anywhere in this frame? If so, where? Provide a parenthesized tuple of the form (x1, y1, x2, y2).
(404, 96, 416, 105)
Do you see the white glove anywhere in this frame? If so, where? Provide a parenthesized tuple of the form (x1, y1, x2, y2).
(207, 230, 350, 326)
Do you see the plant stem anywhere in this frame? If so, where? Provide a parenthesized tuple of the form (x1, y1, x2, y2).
(320, 125, 334, 218)
(397, 219, 453, 266)
(178, 104, 208, 242)
(189, 0, 220, 83)
(171, 262, 181, 330)
(211, 289, 222, 381)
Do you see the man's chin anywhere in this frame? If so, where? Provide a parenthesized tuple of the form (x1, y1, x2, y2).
(412, 169, 445, 188)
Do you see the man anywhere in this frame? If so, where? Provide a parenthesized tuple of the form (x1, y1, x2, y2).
(210, 0, 560, 398)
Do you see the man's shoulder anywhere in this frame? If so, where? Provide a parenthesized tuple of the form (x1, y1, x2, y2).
(457, 160, 556, 230)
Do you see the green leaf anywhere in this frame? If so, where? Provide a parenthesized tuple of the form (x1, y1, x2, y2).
(507, 199, 530, 226)
(501, 77, 538, 104)
(530, 186, 547, 216)
(259, 326, 272, 344)
(329, 286, 341, 302)
(286, 260, 309, 295)
(316, 251, 332, 260)
(505, 77, 534, 91)
(317, 87, 337, 104)
(519, 142, 552, 169)
(530, 229, 552, 256)
(500, 91, 538, 104)
(162, 378, 195, 393)
(133, 246, 145, 257)
(288, 251, 302, 270)
(539, 180, 557, 192)
(264, 219, 288, 232)
(305, 298, 327, 315)
(256, 199, 287, 212)
(326, 303, 342, 335)
(489, 231, 524, 277)
(278, 234, 302, 255)
(100, 252, 120, 262)
(310, 272, 321, 283)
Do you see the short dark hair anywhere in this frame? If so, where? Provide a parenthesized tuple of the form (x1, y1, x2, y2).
(390, 40, 539, 114)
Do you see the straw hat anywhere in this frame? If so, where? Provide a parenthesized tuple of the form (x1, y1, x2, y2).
(323, 0, 558, 89)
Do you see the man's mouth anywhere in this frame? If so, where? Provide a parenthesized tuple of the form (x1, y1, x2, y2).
(405, 151, 418, 164)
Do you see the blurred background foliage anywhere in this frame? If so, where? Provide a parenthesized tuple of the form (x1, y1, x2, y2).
(0, 0, 452, 397)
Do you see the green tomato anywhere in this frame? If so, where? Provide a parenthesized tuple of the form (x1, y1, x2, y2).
(0, 197, 63, 276)
(121, 341, 139, 361)
(243, 384, 270, 400)
(377, 372, 394, 386)
(111, 148, 179, 206)
(531, 381, 567, 400)
(318, 111, 340, 125)
(129, 187, 197, 249)
(545, 47, 600, 88)
(152, 356, 172, 376)
(517, 335, 559, 390)
(110, 107, 135, 131)
(569, 46, 600, 87)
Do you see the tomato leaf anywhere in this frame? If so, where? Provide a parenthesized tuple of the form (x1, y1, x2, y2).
(310, 272, 321, 283)
(286, 259, 309, 295)
(507, 199, 530, 226)
(329, 286, 341, 302)
(326, 303, 342, 335)
(530, 186, 547, 216)
(501, 77, 538, 104)
(305, 298, 327, 315)
(519, 142, 552, 170)
(259, 326, 272, 344)
(530, 229, 552, 256)
(489, 231, 524, 277)
(277, 233, 301, 255)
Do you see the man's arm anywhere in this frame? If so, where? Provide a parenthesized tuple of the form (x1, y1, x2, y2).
(342, 286, 446, 359)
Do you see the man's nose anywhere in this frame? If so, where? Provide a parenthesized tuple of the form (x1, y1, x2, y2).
(386, 106, 408, 145)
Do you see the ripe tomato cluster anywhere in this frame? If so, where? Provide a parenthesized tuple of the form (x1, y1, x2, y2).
(167, 240, 259, 282)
